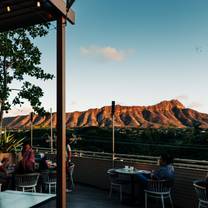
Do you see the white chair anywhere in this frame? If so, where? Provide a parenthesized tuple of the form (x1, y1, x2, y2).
(144, 179, 174, 208)
(15, 173, 40, 192)
(107, 169, 129, 201)
(193, 180, 208, 208)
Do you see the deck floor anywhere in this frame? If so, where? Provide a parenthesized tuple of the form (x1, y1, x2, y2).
(38, 185, 144, 208)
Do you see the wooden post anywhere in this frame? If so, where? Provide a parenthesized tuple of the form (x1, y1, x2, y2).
(56, 16, 66, 208)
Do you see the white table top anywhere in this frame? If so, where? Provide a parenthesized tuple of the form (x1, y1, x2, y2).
(115, 168, 151, 175)
(0, 191, 55, 208)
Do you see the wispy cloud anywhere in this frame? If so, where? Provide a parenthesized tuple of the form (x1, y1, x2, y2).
(80, 46, 133, 62)
(6, 106, 33, 117)
(188, 102, 203, 109)
(175, 95, 189, 101)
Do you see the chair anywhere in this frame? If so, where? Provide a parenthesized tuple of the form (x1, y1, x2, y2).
(107, 169, 128, 201)
(15, 173, 40, 192)
(43, 171, 56, 194)
(193, 180, 208, 208)
(144, 179, 174, 208)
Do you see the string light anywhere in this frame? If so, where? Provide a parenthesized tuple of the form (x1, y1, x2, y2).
(6, 6, 11, 12)
(37, 1, 41, 7)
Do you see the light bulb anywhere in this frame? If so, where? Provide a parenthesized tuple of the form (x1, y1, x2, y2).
(6, 6, 11, 12)
(37, 1, 41, 7)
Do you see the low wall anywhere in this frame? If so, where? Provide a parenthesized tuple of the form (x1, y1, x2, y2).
(72, 156, 206, 208)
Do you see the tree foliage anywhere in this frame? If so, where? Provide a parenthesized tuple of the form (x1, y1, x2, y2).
(0, 24, 54, 124)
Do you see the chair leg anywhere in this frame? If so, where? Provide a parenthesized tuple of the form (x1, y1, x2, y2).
(34, 187, 36, 193)
(109, 184, 112, 199)
(23, 187, 25, 192)
(119, 185, 122, 201)
(169, 194, 174, 208)
(198, 201, 201, 208)
(145, 193, 148, 208)
(161, 195, 165, 208)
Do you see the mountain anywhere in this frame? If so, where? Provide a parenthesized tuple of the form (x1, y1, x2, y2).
(3, 99, 208, 129)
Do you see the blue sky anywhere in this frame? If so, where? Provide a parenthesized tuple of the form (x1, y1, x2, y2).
(8, 0, 208, 116)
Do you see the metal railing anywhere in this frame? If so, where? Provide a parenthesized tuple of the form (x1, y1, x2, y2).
(33, 146, 208, 171)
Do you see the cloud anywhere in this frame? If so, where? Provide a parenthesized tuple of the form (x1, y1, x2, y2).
(188, 102, 203, 109)
(6, 106, 33, 117)
(175, 95, 189, 101)
(80, 46, 133, 62)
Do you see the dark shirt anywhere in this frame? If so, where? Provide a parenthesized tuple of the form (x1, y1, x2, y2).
(38, 158, 48, 172)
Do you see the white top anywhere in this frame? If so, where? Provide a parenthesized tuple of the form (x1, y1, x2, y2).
(0, 191, 55, 208)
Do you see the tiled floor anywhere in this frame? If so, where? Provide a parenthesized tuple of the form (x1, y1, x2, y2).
(38, 185, 143, 208)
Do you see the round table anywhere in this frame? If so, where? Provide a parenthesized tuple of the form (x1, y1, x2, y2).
(115, 168, 151, 204)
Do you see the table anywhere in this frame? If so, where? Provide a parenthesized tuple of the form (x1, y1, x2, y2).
(115, 168, 151, 205)
(0, 190, 55, 208)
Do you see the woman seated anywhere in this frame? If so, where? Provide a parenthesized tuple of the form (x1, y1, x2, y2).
(16, 142, 35, 173)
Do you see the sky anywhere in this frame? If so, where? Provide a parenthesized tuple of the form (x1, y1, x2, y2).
(7, 0, 208, 116)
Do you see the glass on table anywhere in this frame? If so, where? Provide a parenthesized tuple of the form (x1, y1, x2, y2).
(124, 165, 129, 170)
(130, 166, 134, 171)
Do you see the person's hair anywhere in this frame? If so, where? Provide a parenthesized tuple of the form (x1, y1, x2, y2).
(23, 142, 31, 148)
(160, 153, 174, 165)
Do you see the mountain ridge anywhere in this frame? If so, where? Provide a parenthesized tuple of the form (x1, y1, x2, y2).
(3, 99, 208, 129)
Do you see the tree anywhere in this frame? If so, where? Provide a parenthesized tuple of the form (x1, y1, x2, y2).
(0, 24, 54, 129)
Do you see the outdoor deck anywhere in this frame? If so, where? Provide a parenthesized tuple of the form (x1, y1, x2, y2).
(39, 185, 142, 208)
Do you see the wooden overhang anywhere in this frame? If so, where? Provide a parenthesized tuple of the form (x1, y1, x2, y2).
(0, 0, 75, 32)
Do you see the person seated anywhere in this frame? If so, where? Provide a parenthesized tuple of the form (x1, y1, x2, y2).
(152, 153, 175, 182)
(137, 153, 175, 186)
(37, 153, 50, 192)
(16, 142, 35, 173)
(136, 153, 175, 203)
(38, 154, 49, 172)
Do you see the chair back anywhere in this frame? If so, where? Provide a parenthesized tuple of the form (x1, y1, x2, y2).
(193, 181, 208, 202)
(15, 173, 40, 187)
(48, 170, 57, 183)
(147, 179, 171, 193)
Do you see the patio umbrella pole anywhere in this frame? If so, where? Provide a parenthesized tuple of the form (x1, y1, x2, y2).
(112, 101, 115, 168)
(50, 107, 53, 153)
(112, 114, 115, 168)
(56, 16, 67, 208)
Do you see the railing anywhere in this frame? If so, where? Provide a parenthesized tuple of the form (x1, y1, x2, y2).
(34, 146, 208, 171)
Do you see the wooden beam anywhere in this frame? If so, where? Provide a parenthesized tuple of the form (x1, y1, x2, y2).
(49, 0, 75, 24)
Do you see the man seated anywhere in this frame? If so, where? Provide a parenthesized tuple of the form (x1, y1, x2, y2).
(136, 153, 175, 203)
(137, 153, 175, 185)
